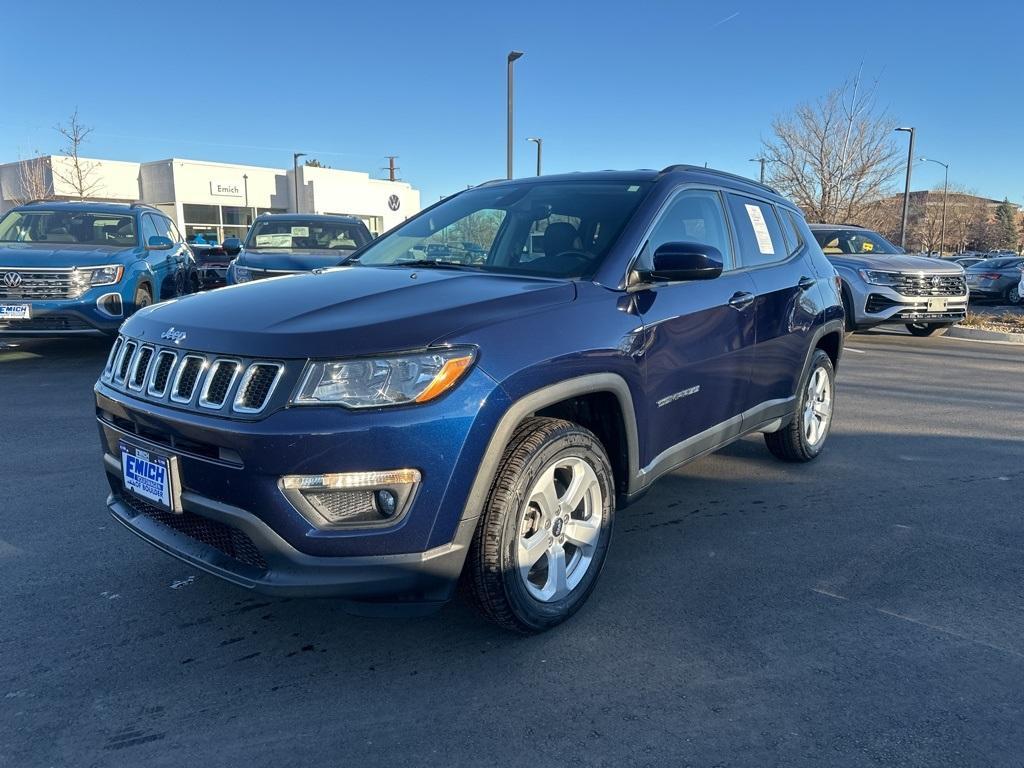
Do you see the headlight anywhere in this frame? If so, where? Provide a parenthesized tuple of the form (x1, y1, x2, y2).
(231, 262, 252, 283)
(293, 348, 477, 408)
(858, 269, 898, 286)
(71, 265, 124, 289)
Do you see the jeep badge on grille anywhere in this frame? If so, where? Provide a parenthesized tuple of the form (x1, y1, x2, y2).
(160, 327, 187, 345)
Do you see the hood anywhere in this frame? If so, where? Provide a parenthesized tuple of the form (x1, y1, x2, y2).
(122, 265, 575, 358)
(237, 248, 354, 272)
(826, 252, 963, 273)
(0, 242, 136, 267)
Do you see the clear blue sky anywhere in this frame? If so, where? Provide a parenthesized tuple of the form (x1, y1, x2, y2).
(2, 0, 1021, 204)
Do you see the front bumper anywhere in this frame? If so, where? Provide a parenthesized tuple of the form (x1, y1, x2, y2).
(0, 291, 125, 335)
(95, 365, 509, 606)
(196, 263, 229, 289)
(853, 285, 968, 328)
(105, 460, 477, 611)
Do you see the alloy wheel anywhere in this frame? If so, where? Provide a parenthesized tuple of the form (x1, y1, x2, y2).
(803, 366, 833, 447)
(516, 456, 603, 603)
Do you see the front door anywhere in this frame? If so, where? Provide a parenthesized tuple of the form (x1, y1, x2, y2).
(636, 188, 756, 476)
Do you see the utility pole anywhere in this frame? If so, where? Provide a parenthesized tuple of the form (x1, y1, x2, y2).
(382, 156, 400, 182)
(293, 152, 306, 213)
(895, 127, 915, 250)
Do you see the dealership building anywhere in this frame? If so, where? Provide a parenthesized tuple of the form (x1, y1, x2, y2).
(0, 155, 421, 241)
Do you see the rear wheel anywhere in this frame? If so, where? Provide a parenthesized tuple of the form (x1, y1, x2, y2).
(464, 417, 614, 633)
(1007, 284, 1022, 305)
(905, 322, 943, 336)
(765, 349, 835, 463)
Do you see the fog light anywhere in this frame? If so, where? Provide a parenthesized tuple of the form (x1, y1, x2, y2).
(376, 489, 398, 518)
(279, 469, 420, 529)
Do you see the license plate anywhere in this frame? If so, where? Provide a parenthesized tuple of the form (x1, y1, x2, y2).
(927, 298, 948, 312)
(0, 303, 31, 320)
(119, 441, 180, 512)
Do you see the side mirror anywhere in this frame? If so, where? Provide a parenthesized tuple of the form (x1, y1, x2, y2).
(637, 242, 724, 283)
(147, 235, 174, 250)
(223, 237, 242, 256)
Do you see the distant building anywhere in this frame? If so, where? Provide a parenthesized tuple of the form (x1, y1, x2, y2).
(0, 155, 420, 241)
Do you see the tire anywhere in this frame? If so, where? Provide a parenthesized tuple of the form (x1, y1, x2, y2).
(133, 285, 152, 315)
(764, 349, 835, 463)
(905, 322, 942, 337)
(464, 417, 615, 634)
(1007, 284, 1022, 306)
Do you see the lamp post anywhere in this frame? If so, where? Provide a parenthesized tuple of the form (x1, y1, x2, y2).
(895, 127, 915, 250)
(749, 157, 766, 184)
(919, 157, 949, 257)
(506, 51, 524, 179)
(242, 173, 250, 224)
(293, 152, 306, 213)
(527, 137, 542, 176)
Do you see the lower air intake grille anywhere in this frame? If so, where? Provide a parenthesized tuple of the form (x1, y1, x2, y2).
(122, 494, 267, 571)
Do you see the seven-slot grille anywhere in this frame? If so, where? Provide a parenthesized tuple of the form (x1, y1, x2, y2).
(0, 268, 80, 299)
(890, 273, 966, 297)
(103, 337, 285, 416)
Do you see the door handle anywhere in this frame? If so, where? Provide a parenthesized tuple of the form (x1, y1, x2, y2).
(798, 276, 816, 291)
(728, 291, 755, 310)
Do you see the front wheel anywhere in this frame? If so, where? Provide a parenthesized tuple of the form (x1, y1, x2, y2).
(132, 285, 152, 314)
(464, 417, 615, 633)
(765, 349, 835, 463)
(905, 322, 943, 337)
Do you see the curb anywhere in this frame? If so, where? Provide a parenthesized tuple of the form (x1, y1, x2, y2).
(942, 325, 1024, 345)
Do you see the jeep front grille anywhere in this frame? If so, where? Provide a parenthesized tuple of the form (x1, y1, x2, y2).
(100, 336, 288, 418)
(890, 273, 966, 297)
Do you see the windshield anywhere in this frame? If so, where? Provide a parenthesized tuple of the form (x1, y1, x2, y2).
(354, 180, 653, 278)
(0, 210, 137, 247)
(813, 228, 902, 255)
(245, 219, 371, 250)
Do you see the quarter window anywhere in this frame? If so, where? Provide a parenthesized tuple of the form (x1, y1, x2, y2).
(642, 189, 733, 270)
(726, 194, 787, 268)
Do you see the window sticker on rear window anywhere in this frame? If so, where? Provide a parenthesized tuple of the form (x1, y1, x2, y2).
(291, 226, 309, 237)
(744, 204, 775, 255)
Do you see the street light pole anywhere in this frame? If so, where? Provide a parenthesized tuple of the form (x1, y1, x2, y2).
(895, 127, 915, 250)
(506, 51, 524, 179)
(293, 152, 306, 213)
(749, 157, 766, 184)
(527, 137, 542, 176)
(919, 157, 949, 257)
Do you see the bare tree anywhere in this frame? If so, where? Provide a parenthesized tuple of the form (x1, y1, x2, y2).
(53, 109, 102, 199)
(762, 73, 903, 224)
(10, 153, 53, 205)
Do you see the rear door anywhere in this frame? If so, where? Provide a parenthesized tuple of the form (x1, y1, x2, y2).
(724, 194, 819, 420)
(636, 188, 757, 472)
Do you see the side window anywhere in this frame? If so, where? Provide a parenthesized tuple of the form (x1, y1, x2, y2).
(140, 214, 160, 246)
(726, 194, 787, 268)
(778, 208, 804, 256)
(642, 189, 733, 270)
(164, 217, 184, 243)
(152, 216, 177, 243)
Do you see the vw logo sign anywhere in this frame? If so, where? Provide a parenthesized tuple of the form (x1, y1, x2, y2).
(931, 275, 942, 289)
(160, 326, 187, 345)
(387, 194, 401, 212)
(2, 272, 23, 288)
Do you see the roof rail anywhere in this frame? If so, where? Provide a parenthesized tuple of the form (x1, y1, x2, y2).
(22, 198, 56, 205)
(129, 202, 161, 212)
(658, 164, 780, 195)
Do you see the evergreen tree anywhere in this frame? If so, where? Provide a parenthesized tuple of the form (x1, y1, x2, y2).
(994, 198, 1019, 251)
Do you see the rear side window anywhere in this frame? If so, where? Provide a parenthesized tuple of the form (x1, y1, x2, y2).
(642, 189, 733, 270)
(726, 194, 787, 268)
(778, 209, 804, 256)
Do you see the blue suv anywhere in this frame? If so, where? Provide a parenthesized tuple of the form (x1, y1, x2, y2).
(94, 166, 845, 632)
(225, 213, 373, 285)
(0, 201, 194, 336)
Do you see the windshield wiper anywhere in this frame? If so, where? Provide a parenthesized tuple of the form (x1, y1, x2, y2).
(359, 259, 481, 271)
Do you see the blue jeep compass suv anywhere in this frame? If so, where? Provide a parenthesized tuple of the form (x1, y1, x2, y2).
(0, 201, 195, 335)
(94, 166, 845, 632)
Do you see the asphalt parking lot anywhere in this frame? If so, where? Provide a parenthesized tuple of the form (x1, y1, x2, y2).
(2, 330, 1022, 767)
